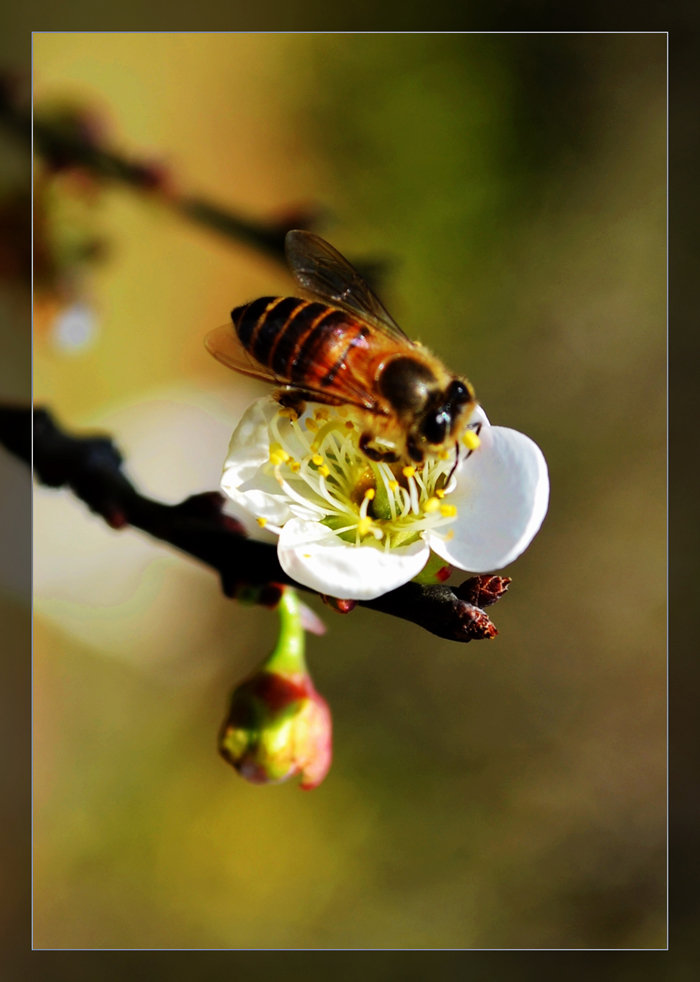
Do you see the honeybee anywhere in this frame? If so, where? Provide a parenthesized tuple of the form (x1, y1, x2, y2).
(206, 230, 477, 464)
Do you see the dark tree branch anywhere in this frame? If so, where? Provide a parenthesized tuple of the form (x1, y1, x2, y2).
(1, 405, 509, 643)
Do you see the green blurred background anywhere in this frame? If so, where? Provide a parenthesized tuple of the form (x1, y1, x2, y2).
(27, 33, 665, 950)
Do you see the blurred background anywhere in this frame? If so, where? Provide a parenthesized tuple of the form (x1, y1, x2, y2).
(14, 32, 668, 950)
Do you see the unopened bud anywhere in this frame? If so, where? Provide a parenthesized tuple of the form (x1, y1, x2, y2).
(218, 589, 332, 789)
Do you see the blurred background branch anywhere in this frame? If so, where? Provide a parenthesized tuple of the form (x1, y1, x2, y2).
(1, 75, 313, 265)
(2, 75, 385, 284)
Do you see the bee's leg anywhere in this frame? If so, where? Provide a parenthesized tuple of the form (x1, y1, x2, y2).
(276, 389, 307, 417)
(359, 432, 399, 463)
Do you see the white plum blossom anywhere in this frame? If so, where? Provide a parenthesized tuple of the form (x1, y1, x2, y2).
(220, 396, 549, 601)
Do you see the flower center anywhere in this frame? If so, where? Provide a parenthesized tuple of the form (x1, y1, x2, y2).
(260, 406, 478, 550)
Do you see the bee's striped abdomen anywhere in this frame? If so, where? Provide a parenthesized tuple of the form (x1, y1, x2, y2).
(232, 296, 368, 389)
(233, 296, 303, 369)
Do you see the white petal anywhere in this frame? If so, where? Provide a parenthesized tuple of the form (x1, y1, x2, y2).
(468, 404, 490, 427)
(277, 519, 430, 600)
(220, 398, 312, 525)
(225, 395, 278, 459)
(427, 425, 549, 572)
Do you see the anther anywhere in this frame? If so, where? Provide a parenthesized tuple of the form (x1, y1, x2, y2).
(463, 431, 481, 451)
(269, 443, 290, 466)
(357, 516, 373, 537)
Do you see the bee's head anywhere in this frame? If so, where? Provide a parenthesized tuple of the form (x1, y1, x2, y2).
(410, 379, 476, 460)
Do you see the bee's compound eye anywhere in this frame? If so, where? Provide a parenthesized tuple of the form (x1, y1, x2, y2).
(422, 410, 450, 445)
(447, 380, 471, 406)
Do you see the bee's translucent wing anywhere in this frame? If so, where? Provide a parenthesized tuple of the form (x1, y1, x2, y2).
(285, 230, 410, 342)
(205, 323, 284, 386)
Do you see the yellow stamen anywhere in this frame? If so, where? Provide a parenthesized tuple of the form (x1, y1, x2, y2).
(463, 430, 481, 451)
(266, 402, 461, 554)
(269, 443, 290, 466)
(256, 516, 268, 527)
(357, 516, 373, 537)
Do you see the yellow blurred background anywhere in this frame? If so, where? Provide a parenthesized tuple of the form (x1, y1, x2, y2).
(28, 33, 665, 950)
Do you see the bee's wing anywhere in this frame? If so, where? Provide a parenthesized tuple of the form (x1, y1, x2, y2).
(205, 322, 383, 413)
(285, 230, 411, 342)
(205, 323, 286, 386)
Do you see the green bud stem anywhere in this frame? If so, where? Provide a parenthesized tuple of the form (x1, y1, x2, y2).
(264, 587, 307, 676)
